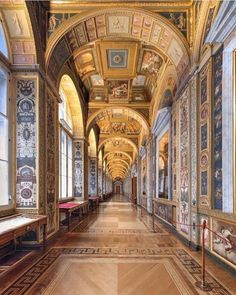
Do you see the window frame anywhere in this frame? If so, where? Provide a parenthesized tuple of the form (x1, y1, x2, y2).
(59, 93, 73, 202)
(0, 63, 13, 212)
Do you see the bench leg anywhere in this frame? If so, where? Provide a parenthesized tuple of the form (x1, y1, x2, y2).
(67, 212, 71, 232)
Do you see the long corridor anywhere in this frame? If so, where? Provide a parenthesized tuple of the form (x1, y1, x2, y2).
(1, 195, 236, 295)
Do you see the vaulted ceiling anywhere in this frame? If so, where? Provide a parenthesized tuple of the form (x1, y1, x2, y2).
(1, 0, 211, 180)
(44, 2, 191, 180)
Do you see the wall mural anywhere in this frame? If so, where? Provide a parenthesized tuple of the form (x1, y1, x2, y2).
(212, 219, 236, 267)
(47, 13, 77, 37)
(179, 89, 189, 235)
(191, 213, 198, 243)
(89, 158, 97, 195)
(203, 6, 215, 44)
(98, 167, 102, 195)
(142, 157, 147, 195)
(74, 141, 83, 197)
(172, 109, 177, 201)
(201, 171, 208, 196)
(155, 202, 172, 224)
(160, 12, 187, 38)
(46, 94, 57, 235)
(190, 77, 197, 206)
(199, 64, 211, 208)
(103, 168, 106, 194)
(16, 80, 37, 208)
(108, 80, 129, 101)
(201, 124, 208, 151)
(213, 48, 223, 210)
(140, 50, 163, 79)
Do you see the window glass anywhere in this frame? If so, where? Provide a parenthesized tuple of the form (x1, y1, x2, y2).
(59, 129, 73, 199)
(59, 89, 73, 132)
(0, 116, 8, 160)
(0, 67, 9, 207)
(0, 22, 8, 58)
(0, 161, 8, 206)
(0, 71, 7, 114)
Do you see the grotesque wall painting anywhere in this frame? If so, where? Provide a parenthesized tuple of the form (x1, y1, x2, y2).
(16, 80, 37, 208)
(179, 89, 189, 235)
(199, 64, 211, 208)
(142, 157, 147, 195)
(201, 171, 208, 196)
(190, 77, 197, 206)
(212, 219, 236, 266)
(203, 7, 215, 43)
(47, 13, 76, 36)
(89, 158, 97, 195)
(201, 124, 208, 151)
(155, 203, 172, 224)
(213, 48, 223, 210)
(160, 12, 187, 38)
(98, 167, 102, 195)
(46, 94, 56, 234)
(74, 141, 83, 197)
(172, 109, 178, 201)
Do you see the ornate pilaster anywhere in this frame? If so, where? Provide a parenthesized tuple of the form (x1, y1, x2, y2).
(88, 157, 98, 196)
(74, 138, 88, 199)
(15, 77, 38, 210)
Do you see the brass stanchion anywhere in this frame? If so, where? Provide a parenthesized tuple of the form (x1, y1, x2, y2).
(195, 220, 212, 291)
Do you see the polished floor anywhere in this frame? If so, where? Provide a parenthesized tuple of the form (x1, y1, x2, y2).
(0, 195, 236, 294)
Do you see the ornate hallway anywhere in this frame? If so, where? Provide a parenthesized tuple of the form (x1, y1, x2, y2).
(1, 195, 236, 294)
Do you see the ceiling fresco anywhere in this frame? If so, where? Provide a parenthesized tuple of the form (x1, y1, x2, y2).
(0, 1, 192, 180)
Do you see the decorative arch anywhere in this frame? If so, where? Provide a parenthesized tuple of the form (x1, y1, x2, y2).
(87, 106, 150, 137)
(45, 8, 190, 82)
(59, 74, 84, 138)
(108, 164, 128, 173)
(98, 137, 138, 155)
(106, 159, 130, 170)
(88, 128, 97, 157)
(104, 151, 132, 165)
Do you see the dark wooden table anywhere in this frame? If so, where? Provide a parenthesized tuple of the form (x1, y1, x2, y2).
(0, 214, 47, 256)
(88, 196, 100, 211)
(59, 201, 89, 231)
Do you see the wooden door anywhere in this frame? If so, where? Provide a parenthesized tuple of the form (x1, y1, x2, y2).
(116, 185, 120, 194)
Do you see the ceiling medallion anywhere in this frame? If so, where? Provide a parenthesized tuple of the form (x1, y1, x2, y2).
(113, 55, 122, 64)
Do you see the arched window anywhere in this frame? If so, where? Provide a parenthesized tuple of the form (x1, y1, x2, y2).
(0, 22, 9, 58)
(0, 67, 10, 207)
(59, 89, 73, 200)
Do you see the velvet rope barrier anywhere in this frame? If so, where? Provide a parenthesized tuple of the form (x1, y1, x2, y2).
(144, 207, 235, 292)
